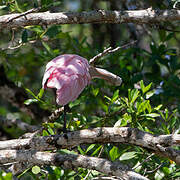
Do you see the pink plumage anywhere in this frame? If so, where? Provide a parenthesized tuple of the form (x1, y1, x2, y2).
(42, 54, 91, 105)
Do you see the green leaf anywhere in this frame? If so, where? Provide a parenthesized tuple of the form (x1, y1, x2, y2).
(114, 119, 122, 127)
(91, 145, 102, 156)
(25, 88, 44, 104)
(78, 146, 85, 155)
(25, 25, 44, 34)
(129, 89, 139, 104)
(104, 95, 111, 102)
(140, 80, 145, 93)
(0, 5, 7, 10)
(140, 80, 152, 94)
(111, 89, 119, 103)
(42, 41, 54, 56)
(44, 25, 61, 38)
(25, 88, 37, 99)
(137, 100, 149, 113)
(99, 100, 109, 114)
(14, 0, 23, 12)
(162, 167, 170, 175)
(155, 170, 165, 180)
(47, 126, 54, 135)
(146, 101, 152, 113)
(154, 104, 163, 111)
(172, 171, 180, 178)
(144, 113, 160, 118)
(24, 99, 38, 105)
(109, 146, 119, 161)
(123, 113, 132, 123)
(42, 130, 49, 136)
(165, 32, 174, 41)
(159, 30, 166, 42)
(145, 90, 155, 99)
(37, 88, 44, 99)
(32, 166, 41, 174)
(165, 108, 169, 120)
(119, 151, 137, 161)
(92, 88, 99, 97)
(22, 29, 28, 43)
(59, 149, 77, 155)
(144, 83, 152, 95)
(86, 144, 96, 153)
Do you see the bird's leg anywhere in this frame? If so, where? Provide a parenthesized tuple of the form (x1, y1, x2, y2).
(63, 104, 70, 133)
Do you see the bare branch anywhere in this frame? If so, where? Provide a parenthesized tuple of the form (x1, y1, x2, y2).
(0, 150, 148, 180)
(0, 9, 180, 29)
(48, 107, 64, 121)
(89, 41, 137, 65)
(5, 8, 40, 24)
(0, 127, 180, 164)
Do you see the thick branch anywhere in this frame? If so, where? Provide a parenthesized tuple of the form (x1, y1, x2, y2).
(0, 9, 180, 28)
(0, 127, 180, 164)
(0, 150, 148, 180)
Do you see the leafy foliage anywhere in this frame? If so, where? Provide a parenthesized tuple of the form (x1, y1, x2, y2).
(0, 0, 180, 179)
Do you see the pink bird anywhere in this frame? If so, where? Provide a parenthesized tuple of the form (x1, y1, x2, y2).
(42, 54, 91, 106)
(42, 54, 122, 132)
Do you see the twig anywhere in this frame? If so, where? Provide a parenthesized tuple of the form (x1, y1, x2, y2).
(133, 153, 155, 170)
(5, 8, 40, 24)
(92, 177, 121, 180)
(48, 107, 64, 121)
(89, 40, 137, 65)
(89, 47, 112, 65)
(146, 162, 164, 174)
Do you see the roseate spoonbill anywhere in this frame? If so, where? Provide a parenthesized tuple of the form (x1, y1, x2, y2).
(42, 54, 122, 132)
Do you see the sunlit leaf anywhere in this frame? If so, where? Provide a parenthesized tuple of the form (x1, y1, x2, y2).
(32, 166, 41, 174)
(37, 88, 44, 99)
(24, 99, 38, 105)
(143, 113, 160, 118)
(92, 87, 99, 97)
(154, 104, 163, 111)
(109, 146, 119, 161)
(86, 144, 96, 153)
(78, 146, 85, 155)
(111, 89, 119, 103)
(155, 170, 165, 180)
(146, 90, 155, 99)
(119, 152, 137, 161)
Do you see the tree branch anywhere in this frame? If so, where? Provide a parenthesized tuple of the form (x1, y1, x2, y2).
(0, 9, 180, 29)
(0, 127, 179, 164)
(0, 150, 148, 180)
(89, 41, 137, 65)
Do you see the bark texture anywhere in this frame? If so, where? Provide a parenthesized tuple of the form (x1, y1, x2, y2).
(0, 9, 180, 29)
(0, 127, 179, 164)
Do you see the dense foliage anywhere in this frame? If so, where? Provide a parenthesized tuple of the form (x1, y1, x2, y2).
(0, 0, 180, 179)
